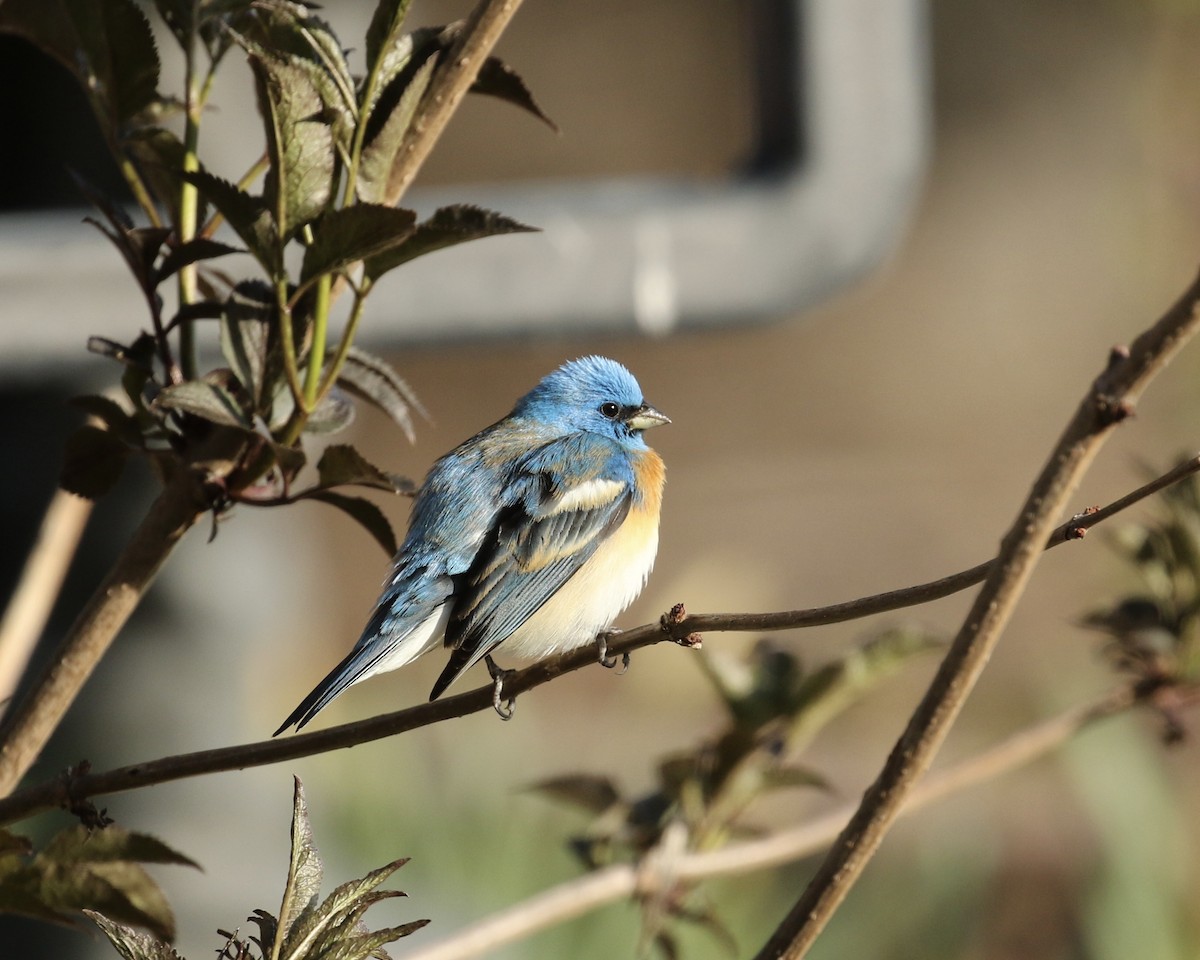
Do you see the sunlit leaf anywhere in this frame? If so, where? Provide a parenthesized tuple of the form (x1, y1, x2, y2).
(276, 777, 323, 947)
(305, 389, 357, 436)
(357, 55, 436, 204)
(364, 204, 536, 281)
(364, 0, 415, 77)
(334, 348, 425, 442)
(86, 911, 184, 960)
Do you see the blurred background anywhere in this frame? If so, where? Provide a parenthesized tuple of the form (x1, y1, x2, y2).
(3, 0, 1200, 958)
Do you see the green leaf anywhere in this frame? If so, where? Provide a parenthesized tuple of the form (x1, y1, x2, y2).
(86, 911, 185, 960)
(238, 31, 337, 239)
(364, 0, 416, 76)
(0, 0, 160, 126)
(304, 492, 397, 556)
(153, 380, 251, 429)
(219, 281, 273, 407)
(334, 349, 425, 443)
(305, 390, 358, 436)
(316, 445, 412, 495)
(300, 206, 417, 283)
(60, 425, 129, 499)
(276, 777, 324, 949)
(364, 205, 537, 282)
(528, 775, 621, 815)
(357, 55, 436, 204)
(181, 169, 277, 269)
(155, 238, 244, 285)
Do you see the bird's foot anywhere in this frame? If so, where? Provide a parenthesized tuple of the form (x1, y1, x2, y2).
(597, 630, 630, 674)
(485, 654, 517, 720)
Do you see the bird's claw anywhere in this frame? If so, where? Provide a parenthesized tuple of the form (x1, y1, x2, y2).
(597, 631, 630, 674)
(485, 654, 517, 721)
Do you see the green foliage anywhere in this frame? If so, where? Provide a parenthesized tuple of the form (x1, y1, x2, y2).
(0, 823, 198, 940)
(531, 629, 941, 955)
(86, 779, 427, 959)
(0, 0, 550, 552)
(1083, 460, 1200, 735)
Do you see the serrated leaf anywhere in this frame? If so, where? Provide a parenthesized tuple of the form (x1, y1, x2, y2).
(335, 348, 424, 442)
(154, 380, 251, 428)
(364, 205, 537, 282)
(357, 55, 436, 205)
(282, 859, 412, 960)
(315, 445, 411, 494)
(304, 492, 397, 556)
(60, 425, 129, 499)
(365, 0, 416, 76)
(301, 206, 417, 283)
(181, 169, 277, 268)
(529, 775, 621, 815)
(471, 55, 558, 132)
(277, 777, 324, 947)
(86, 910, 185, 960)
(40, 826, 200, 870)
(155, 238, 244, 285)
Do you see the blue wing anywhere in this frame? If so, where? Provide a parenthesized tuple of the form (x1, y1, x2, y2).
(429, 434, 633, 699)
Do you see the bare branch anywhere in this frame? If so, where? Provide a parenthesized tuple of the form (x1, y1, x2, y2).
(0, 490, 93, 718)
(754, 274, 1200, 960)
(0, 453, 1194, 824)
(401, 682, 1152, 960)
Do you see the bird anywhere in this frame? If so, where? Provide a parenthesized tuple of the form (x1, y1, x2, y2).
(275, 356, 669, 732)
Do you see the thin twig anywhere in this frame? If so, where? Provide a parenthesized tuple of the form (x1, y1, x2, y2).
(384, 0, 527, 205)
(0, 455, 1193, 825)
(753, 275, 1200, 960)
(0, 491, 93, 718)
(400, 682, 1151, 960)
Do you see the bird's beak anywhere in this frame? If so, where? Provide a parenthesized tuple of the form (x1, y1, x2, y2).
(626, 403, 671, 431)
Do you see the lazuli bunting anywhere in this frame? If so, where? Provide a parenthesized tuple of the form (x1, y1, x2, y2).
(276, 356, 668, 731)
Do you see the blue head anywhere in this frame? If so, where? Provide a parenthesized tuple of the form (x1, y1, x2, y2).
(513, 356, 670, 445)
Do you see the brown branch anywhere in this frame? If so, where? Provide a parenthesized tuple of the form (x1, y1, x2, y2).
(0, 490, 93, 718)
(0, 473, 209, 798)
(752, 275, 1200, 960)
(400, 681, 1152, 960)
(384, 0, 527, 205)
(0, 451, 1193, 825)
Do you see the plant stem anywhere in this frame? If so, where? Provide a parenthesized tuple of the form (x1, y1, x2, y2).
(384, 0, 527, 206)
(303, 271, 332, 409)
(176, 35, 205, 381)
(314, 280, 370, 404)
(0, 472, 209, 797)
(0, 455, 1193, 823)
(752, 274, 1200, 960)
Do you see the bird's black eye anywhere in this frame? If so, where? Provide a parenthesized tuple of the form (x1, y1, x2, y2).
(599, 401, 621, 420)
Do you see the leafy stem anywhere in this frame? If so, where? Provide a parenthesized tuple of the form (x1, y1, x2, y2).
(303, 271, 333, 409)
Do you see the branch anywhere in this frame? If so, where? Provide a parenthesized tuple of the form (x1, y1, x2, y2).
(753, 273, 1200, 960)
(0, 472, 209, 797)
(0, 454, 1194, 825)
(0, 490, 93, 718)
(401, 681, 1154, 960)
(384, 0, 527, 205)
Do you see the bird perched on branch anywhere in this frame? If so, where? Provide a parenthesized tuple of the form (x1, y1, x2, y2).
(276, 356, 669, 732)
